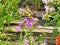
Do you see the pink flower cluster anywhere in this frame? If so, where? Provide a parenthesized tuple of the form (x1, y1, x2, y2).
(16, 17, 38, 31)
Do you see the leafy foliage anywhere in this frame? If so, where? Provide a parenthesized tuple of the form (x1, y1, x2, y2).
(26, 0, 41, 10)
(0, 0, 22, 28)
(53, 28, 59, 39)
(43, 0, 60, 27)
(42, 0, 60, 39)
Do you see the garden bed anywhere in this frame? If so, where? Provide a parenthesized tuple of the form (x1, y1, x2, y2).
(0, 19, 56, 45)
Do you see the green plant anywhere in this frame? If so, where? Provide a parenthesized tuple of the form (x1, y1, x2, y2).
(42, 0, 60, 39)
(16, 7, 47, 45)
(26, 0, 41, 10)
(0, 0, 22, 44)
(0, 0, 22, 29)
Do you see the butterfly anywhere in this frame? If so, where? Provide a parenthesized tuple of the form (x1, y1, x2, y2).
(24, 5, 34, 18)
(18, 5, 35, 19)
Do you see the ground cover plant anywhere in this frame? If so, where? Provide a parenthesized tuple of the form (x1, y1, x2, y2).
(0, 0, 60, 45)
(42, 0, 60, 44)
(0, 0, 47, 45)
(16, 3, 47, 45)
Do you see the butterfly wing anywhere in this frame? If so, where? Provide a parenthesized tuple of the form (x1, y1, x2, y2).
(24, 6, 34, 18)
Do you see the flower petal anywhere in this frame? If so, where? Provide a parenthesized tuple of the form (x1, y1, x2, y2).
(16, 26, 20, 31)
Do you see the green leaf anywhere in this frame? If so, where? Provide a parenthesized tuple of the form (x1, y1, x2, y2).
(43, 22, 50, 26)
(53, 28, 59, 39)
(12, 5, 18, 12)
(53, 15, 59, 22)
(56, 20, 60, 26)
(57, 7, 60, 13)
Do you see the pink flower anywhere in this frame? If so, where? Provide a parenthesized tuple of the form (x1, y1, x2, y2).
(23, 17, 33, 28)
(26, 21, 32, 28)
(16, 26, 20, 31)
(23, 17, 28, 21)
(18, 21, 23, 26)
(23, 39, 29, 45)
(24, 42, 29, 45)
(32, 18, 38, 21)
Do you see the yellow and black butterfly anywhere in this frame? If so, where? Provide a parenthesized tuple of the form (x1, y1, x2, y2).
(18, 5, 35, 18)
(24, 5, 34, 18)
